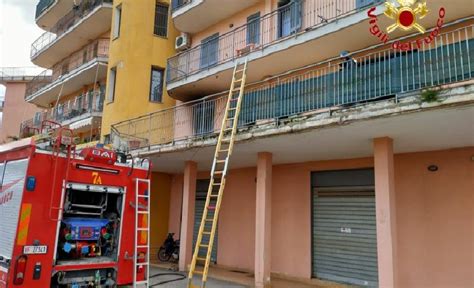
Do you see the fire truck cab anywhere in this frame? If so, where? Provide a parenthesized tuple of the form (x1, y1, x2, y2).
(0, 126, 150, 287)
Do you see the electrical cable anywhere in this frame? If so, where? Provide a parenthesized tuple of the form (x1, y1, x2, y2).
(149, 272, 187, 287)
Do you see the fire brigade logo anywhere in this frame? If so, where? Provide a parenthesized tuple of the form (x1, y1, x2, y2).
(384, 0, 429, 34)
(367, 1, 446, 51)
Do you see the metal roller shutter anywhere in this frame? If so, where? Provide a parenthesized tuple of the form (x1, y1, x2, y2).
(311, 169, 378, 287)
(193, 180, 218, 263)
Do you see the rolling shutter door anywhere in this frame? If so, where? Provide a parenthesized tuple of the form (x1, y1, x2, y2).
(193, 180, 218, 263)
(312, 169, 378, 287)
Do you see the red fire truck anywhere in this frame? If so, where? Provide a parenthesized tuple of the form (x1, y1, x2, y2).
(0, 124, 151, 287)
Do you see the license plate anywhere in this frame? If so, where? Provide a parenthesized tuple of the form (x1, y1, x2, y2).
(23, 245, 47, 255)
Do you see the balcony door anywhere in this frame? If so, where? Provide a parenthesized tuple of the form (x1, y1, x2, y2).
(193, 100, 215, 136)
(200, 33, 219, 69)
(278, 0, 302, 38)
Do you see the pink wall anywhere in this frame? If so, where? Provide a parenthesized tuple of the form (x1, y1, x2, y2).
(215, 168, 257, 271)
(167, 147, 473, 286)
(0, 82, 42, 143)
(168, 174, 184, 238)
(395, 147, 474, 288)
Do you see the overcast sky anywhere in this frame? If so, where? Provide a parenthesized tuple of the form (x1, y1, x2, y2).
(0, 0, 44, 98)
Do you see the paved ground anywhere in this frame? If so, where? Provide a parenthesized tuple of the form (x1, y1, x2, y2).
(149, 267, 248, 288)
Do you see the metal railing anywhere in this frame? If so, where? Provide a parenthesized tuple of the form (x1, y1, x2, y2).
(171, 0, 194, 12)
(20, 91, 105, 138)
(114, 25, 474, 150)
(35, 0, 56, 19)
(167, 0, 383, 83)
(0, 67, 46, 78)
(31, 0, 113, 59)
(26, 39, 110, 98)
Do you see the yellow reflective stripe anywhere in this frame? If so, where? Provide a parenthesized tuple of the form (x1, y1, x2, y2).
(17, 203, 32, 245)
(140, 214, 148, 244)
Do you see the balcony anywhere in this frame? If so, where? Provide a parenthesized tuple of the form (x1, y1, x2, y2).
(113, 25, 474, 159)
(0, 67, 45, 83)
(35, 0, 75, 31)
(26, 39, 109, 107)
(171, 0, 262, 33)
(166, 0, 474, 101)
(31, 0, 113, 68)
(20, 91, 104, 139)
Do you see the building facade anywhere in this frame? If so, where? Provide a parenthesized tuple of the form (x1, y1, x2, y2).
(112, 0, 474, 287)
(99, 0, 180, 258)
(22, 0, 113, 146)
(0, 68, 44, 143)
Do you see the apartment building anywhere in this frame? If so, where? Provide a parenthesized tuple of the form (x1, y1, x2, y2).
(22, 0, 113, 146)
(113, 0, 474, 287)
(0, 68, 44, 143)
(100, 0, 179, 256)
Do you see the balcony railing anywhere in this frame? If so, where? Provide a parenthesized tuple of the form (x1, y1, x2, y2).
(167, 0, 383, 83)
(171, 0, 194, 12)
(26, 39, 110, 98)
(115, 25, 474, 150)
(31, 0, 112, 59)
(20, 91, 105, 138)
(35, 0, 56, 19)
(0, 67, 46, 78)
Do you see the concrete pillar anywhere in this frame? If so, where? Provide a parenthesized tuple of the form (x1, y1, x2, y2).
(373, 137, 398, 287)
(255, 152, 272, 288)
(179, 161, 197, 271)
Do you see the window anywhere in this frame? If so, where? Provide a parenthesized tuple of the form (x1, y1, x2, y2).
(278, 0, 302, 38)
(154, 2, 169, 37)
(247, 12, 261, 45)
(103, 134, 111, 145)
(113, 4, 122, 39)
(33, 112, 42, 126)
(108, 67, 117, 102)
(149, 67, 164, 102)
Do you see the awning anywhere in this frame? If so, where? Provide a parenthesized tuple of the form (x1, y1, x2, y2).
(69, 117, 93, 130)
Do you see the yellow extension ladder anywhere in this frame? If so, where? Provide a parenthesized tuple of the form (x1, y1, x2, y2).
(187, 59, 248, 288)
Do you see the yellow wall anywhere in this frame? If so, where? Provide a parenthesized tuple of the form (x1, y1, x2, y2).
(101, 0, 179, 139)
(150, 172, 172, 260)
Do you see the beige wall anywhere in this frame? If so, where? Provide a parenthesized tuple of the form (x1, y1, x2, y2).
(150, 172, 172, 258)
(167, 147, 474, 286)
(0, 82, 42, 143)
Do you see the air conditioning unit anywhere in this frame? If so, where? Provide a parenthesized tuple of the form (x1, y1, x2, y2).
(175, 33, 191, 51)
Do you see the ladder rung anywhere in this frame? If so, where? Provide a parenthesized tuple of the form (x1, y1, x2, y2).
(194, 270, 204, 275)
(216, 159, 226, 163)
(214, 171, 223, 174)
(236, 69, 245, 73)
(204, 219, 213, 222)
(138, 211, 149, 214)
(135, 280, 149, 284)
(197, 257, 207, 261)
(227, 117, 235, 121)
(207, 205, 216, 210)
(218, 149, 229, 153)
(199, 244, 209, 248)
(212, 183, 221, 186)
(137, 245, 148, 248)
(202, 232, 211, 235)
(136, 262, 149, 266)
(137, 228, 148, 231)
(234, 78, 243, 82)
(210, 194, 219, 198)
